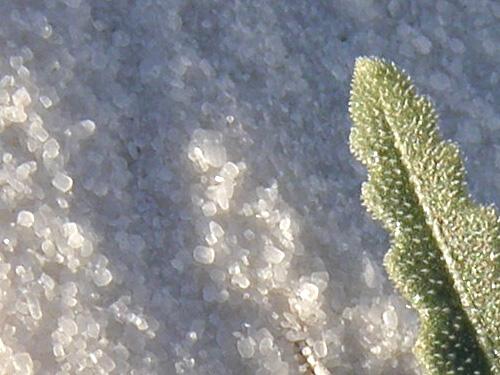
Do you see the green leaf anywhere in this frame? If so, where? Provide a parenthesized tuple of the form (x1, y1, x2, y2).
(348, 57, 499, 374)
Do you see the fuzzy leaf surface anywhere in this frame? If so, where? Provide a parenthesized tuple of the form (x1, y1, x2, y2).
(349, 57, 499, 374)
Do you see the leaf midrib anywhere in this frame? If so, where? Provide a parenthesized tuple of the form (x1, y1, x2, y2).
(376, 104, 493, 371)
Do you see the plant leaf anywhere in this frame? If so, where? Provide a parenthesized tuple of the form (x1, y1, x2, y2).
(348, 57, 499, 374)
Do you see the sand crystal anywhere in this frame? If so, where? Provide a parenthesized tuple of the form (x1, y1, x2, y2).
(0, 1, 498, 374)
